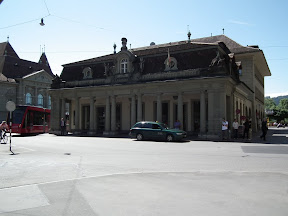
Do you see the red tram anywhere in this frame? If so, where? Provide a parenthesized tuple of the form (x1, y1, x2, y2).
(9, 106, 50, 134)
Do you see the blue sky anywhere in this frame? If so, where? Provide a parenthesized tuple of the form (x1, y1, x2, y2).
(1, 0, 287, 97)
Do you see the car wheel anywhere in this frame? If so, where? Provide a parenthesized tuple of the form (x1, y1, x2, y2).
(136, 133, 143, 141)
(166, 134, 174, 142)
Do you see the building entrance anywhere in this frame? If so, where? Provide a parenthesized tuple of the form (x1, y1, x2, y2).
(97, 107, 105, 132)
(82, 105, 90, 130)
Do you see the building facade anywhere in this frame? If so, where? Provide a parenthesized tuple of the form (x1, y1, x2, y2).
(0, 41, 54, 121)
(50, 35, 270, 138)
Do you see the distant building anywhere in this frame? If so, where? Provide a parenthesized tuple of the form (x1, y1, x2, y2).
(0, 41, 54, 121)
(50, 35, 271, 138)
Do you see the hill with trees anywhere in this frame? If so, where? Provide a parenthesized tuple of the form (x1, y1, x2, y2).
(265, 95, 288, 105)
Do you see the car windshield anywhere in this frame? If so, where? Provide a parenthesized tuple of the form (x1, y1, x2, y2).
(160, 123, 169, 129)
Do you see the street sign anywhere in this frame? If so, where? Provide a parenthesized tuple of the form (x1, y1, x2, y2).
(6, 101, 16, 112)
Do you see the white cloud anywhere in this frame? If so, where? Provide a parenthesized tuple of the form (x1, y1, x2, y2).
(228, 20, 252, 26)
(265, 91, 288, 98)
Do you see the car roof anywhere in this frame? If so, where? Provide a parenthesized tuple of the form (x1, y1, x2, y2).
(136, 121, 161, 124)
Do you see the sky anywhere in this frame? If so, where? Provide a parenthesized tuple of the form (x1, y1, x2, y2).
(0, 0, 287, 97)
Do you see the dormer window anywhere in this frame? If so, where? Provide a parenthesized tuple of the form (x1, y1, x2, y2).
(164, 57, 178, 71)
(120, 58, 128, 73)
(82, 67, 93, 79)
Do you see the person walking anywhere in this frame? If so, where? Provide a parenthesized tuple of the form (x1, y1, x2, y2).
(222, 118, 229, 140)
(232, 119, 239, 139)
(242, 119, 249, 139)
(260, 118, 268, 141)
(174, 120, 181, 130)
(60, 118, 66, 135)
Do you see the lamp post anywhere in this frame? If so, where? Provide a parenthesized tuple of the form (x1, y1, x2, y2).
(6, 101, 16, 155)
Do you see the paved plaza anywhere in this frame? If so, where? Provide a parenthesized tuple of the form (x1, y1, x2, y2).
(0, 127, 288, 216)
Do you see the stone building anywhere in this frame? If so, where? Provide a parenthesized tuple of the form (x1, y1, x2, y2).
(0, 41, 54, 121)
(50, 35, 270, 138)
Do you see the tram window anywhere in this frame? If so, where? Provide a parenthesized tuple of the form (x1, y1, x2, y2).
(33, 111, 44, 125)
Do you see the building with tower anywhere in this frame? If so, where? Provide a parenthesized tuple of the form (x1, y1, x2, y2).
(0, 41, 54, 121)
(50, 35, 270, 138)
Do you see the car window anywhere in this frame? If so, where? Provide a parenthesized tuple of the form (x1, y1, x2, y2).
(143, 123, 152, 128)
(134, 123, 142, 128)
(160, 123, 169, 129)
(152, 124, 161, 129)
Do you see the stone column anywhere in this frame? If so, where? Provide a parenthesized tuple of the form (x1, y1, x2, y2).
(131, 95, 136, 126)
(50, 95, 60, 132)
(169, 99, 174, 128)
(34, 87, 38, 106)
(61, 98, 66, 127)
(19, 81, 25, 105)
(187, 99, 192, 132)
(221, 92, 227, 120)
(200, 91, 206, 133)
(56, 97, 61, 131)
(75, 97, 80, 130)
(137, 93, 142, 122)
(105, 96, 111, 132)
(177, 92, 183, 129)
(89, 97, 95, 132)
(191, 100, 195, 131)
(157, 94, 162, 122)
(111, 95, 116, 132)
(45, 91, 49, 108)
(208, 91, 214, 134)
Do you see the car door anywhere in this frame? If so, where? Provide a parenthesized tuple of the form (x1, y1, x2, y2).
(151, 123, 165, 140)
(139, 123, 153, 139)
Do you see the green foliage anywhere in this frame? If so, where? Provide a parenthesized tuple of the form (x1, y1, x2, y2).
(265, 98, 276, 110)
(278, 98, 288, 110)
(265, 98, 288, 122)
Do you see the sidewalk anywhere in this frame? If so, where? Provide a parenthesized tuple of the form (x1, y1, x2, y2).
(191, 127, 288, 144)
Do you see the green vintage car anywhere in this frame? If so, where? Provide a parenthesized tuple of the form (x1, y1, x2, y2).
(129, 121, 187, 142)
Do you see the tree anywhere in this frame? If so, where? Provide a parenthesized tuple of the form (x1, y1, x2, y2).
(265, 98, 276, 110)
(271, 99, 288, 122)
(278, 98, 288, 110)
(265, 98, 288, 123)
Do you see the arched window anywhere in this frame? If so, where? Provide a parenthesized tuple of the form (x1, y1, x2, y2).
(38, 94, 43, 107)
(120, 58, 128, 73)
(26, 93, 32, 105)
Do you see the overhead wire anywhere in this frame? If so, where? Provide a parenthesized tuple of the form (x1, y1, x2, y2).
(0, 15, 50, 29)
(43, 0, 50, 15)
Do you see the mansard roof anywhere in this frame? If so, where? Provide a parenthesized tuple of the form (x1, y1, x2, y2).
(58, 39, 239, 85)
(63, 40, 228, 68)
(192, 35, 270, 76)
(190, 35, 261, 54)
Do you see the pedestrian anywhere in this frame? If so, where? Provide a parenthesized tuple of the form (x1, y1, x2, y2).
(242, 119, 249, 139)
(60, 118, 66, 135)
(232, 119, 239, 139)
(0, 121, 9, 140)
(222, 118, 229, 140)
(174, 120, 181, 130)
(260, 118, 268, 141)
